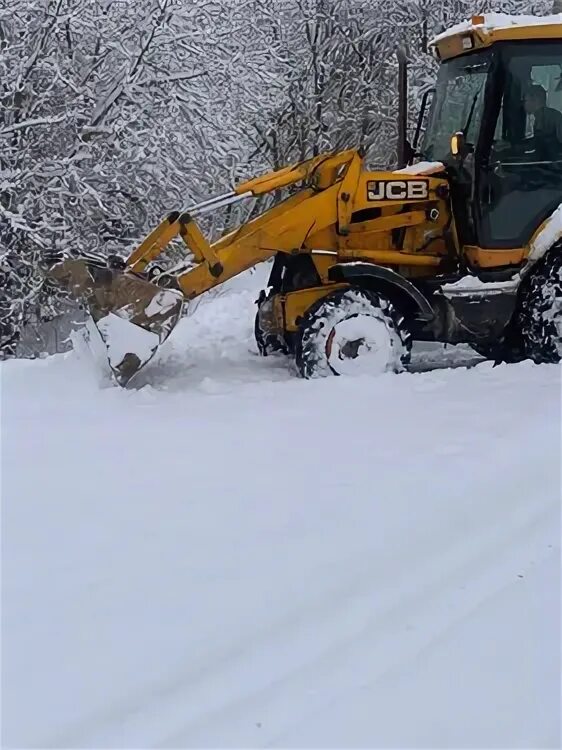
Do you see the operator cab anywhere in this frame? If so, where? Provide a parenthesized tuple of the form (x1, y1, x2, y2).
(419, 16, 562, 264)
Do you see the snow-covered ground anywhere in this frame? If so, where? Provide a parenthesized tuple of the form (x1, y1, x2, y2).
(2, 266, 561, 748)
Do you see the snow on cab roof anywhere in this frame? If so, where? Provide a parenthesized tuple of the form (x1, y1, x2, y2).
(430, 12, 562, 45)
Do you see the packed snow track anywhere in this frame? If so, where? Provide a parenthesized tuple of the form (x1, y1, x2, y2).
(2, 269, 560, 748)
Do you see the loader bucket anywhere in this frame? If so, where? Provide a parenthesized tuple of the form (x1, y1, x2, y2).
(47, 257, 184, 385)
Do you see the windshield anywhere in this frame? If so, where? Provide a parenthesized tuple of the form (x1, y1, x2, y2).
(421, 52, 492, 162)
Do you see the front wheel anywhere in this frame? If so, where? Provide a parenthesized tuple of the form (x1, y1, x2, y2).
(295, 288, 411, 379)
(516, 248, 562, 364)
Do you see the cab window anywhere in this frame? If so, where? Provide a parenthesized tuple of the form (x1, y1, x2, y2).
(480, 42, 562, 248)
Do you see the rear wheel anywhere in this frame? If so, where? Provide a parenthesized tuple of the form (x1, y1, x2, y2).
(295, 288, 411, 378)
(516, 249, 562, 364)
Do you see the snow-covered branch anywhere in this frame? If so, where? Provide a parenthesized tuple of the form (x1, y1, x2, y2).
(0, 115, 67, 136)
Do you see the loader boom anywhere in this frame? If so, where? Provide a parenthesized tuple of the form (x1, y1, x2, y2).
(43, 147, 450, 385)
(126, 149, 359, 277)
(125, 148, 448, 302)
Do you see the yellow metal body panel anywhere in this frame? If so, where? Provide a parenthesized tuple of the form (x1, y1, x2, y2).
(282, 285, 349, 333)
(128, 217, 180, 273)
(464, 246, 527, 268)
(431, 16, 562, 61)
(254, 286, 351, 336)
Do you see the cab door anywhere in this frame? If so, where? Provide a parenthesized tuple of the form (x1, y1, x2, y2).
(477, 41, 562, 251)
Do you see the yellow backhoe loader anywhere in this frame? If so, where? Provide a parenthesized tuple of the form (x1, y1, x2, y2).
(45, 12, 562, 386)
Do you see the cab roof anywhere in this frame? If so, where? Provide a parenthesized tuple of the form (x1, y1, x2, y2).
(429, 12, 562, 61)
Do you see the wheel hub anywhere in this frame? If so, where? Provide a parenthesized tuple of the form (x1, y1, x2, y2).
(339, 337, 366, 360)
(324, 314, 393, 375)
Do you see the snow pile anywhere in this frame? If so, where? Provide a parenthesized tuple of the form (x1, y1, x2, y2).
(144, 289, 184, 318)
(96, 312, 160, 371)
(2, 267, 560, 748)
(393, 161, 446, 175)
(431, 12, 562, 44)
(440, 275, 520, 296)
(529, 203, 562, 262)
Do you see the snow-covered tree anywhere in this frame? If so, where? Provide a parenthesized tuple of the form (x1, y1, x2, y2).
(0, 0, 556, 357)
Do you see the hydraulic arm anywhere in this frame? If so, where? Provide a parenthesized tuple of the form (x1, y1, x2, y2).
(44, 147, 450, 385)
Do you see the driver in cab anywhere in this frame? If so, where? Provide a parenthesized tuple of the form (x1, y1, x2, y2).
(523, 84, 562, 156)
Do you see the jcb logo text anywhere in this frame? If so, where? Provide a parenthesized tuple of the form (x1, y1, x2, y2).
(367, 180, 429, 201)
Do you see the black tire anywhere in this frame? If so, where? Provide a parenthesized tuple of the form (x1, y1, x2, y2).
(295, 287, 411, 379)
(515, 248, 562, 364)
